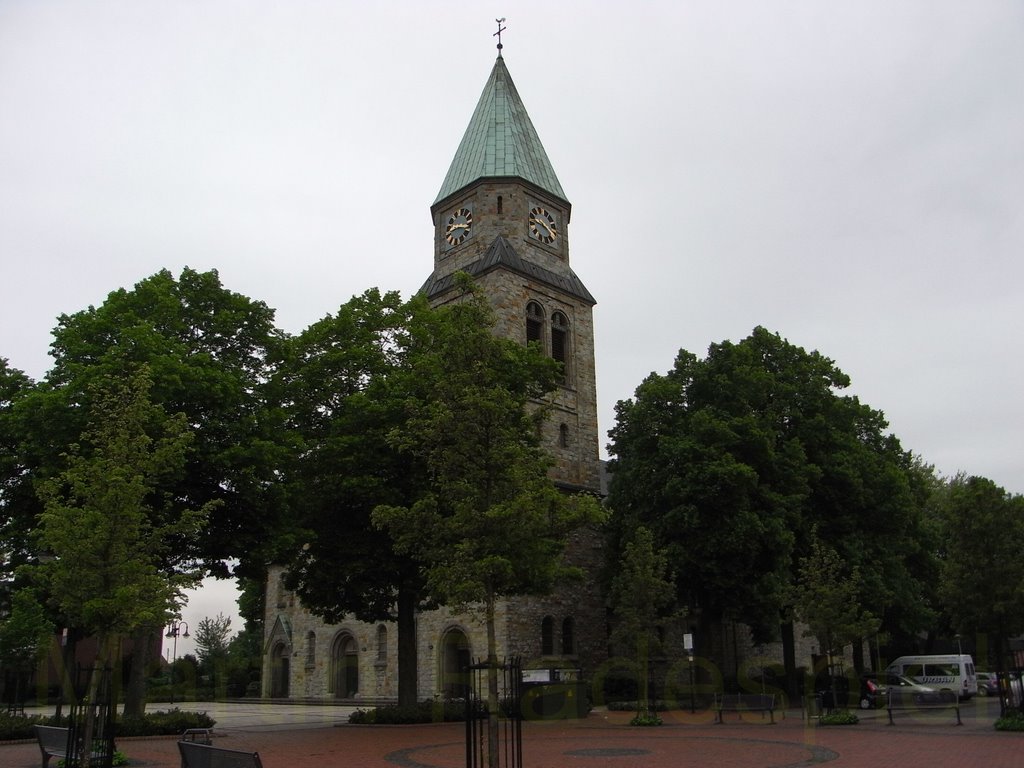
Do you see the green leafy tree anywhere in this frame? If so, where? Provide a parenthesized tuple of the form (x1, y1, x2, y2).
(373, 278, 605, 766)
(934, 475, 1024, 670)
(276, 289, 429, 707)
(224, 624, 264, 697)
(607, 327, 928, 689)
(0, 359, 36, 602)
(608, 526, 676, 720)
(9, 269, 286, 714)
(18, 268, 287, 580)
(194, 613, 233, 691)
(35, 368, 211, 735)
(0, 588, 54, 705)
(792, 533, 879, 710)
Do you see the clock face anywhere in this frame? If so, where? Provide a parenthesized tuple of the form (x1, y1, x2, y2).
(444, 207, 473, 247)
(529, 206, 558, 244)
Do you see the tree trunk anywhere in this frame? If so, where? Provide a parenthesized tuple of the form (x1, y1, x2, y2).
(54, 627, 82, 720)
(780, 621, 797, 701)
(79, 634, 117, 768)
(852, 637, 864, 674)
(396, 585, 419, 708)
(638, 635, 650, 717)
(122, 626, 154, 718)
(485, 594, 498, 768)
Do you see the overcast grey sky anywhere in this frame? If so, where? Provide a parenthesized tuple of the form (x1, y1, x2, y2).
(2, 2, 1022, 653)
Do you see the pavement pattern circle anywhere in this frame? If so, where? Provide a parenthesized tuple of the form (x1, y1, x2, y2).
(388, 734, 839, 768)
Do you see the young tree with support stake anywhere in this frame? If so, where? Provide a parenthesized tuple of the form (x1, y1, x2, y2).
(792, 533, 879, 712)
(373, 277, 604, 768)
(608, 526, 677, 724)
(34, 368, 211, 767)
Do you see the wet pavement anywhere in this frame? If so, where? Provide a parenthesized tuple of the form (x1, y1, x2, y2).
(3, 697, 1021, 767)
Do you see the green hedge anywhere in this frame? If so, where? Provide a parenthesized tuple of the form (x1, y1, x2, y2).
(349, 699, 475, 724)
(0, 708, 215, 741)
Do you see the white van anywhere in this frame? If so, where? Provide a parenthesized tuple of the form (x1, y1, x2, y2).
(885, 654, 977, 699)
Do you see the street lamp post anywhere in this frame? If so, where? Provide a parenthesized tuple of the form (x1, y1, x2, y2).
(166, 620, 189, 704)
(684, 632, 695, 714)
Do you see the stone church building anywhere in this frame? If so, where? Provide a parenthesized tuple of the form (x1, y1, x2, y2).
(261, 49, 609, 702)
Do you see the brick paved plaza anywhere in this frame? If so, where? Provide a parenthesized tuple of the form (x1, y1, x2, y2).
(3, 700, 1021, 768)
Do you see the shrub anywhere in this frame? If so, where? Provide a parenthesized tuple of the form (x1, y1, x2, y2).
(58, 750, 128, 766)
(629, 712, 663, 726)
(116, 707, 216, 737)
(607, 700, 668, 712)
(0, 712, 63, 740)
(995, 711, 1024, 731)
(819, 710, 859, 726)
(348, 699, 474, 724)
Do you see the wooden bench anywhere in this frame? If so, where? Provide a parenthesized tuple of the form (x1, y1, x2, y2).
(179, 739, 264, 768)
(34, 724, 109, 768)
(713, 693, 776, 724)
(886, 688, 961, 725)
(181, 727, 214, 744)
(34, 725, 70, 768)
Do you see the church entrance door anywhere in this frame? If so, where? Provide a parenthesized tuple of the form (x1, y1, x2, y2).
(270, 643, 289, 698)
(440, 628, 471, 699)
(332, 634, 359, 698)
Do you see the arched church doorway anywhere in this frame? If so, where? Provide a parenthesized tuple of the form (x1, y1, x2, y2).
(270, 643, 290, 698)
(331, 634, 359, 698)
(439, 628, 471, 699)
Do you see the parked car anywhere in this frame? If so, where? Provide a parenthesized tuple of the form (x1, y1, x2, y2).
(858, 675, 888, 709)
(976, 672, 999, 697)
(883, 673, 936, 694)
(817, 674, 888, 710)
(881, 673, 950, 705)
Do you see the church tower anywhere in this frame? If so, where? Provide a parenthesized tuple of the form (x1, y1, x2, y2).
(260, 44, 607, 705)
(422, 50, 601, 496)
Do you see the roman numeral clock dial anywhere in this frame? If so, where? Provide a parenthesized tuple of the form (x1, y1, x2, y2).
(445, 208, 473, 246)
(529, 206, 558, 244)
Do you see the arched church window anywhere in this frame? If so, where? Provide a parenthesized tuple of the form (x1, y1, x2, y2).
(276, 573, 288, 608)
(559, 423, 570, 448)
(376, 625, 387, 662)
(562, 617, 575, 655)
(551, 312, 569, 382)
(497, 195, 503, 214)
(306, 631, 316, 669)
(526, 301, 544, 347)
(541, 616, 554, 655)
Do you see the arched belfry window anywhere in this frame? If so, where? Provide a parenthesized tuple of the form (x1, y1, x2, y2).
(559, 423, 570, 448)
(541, 616, 554, 655)
(551, 312, 569, 382)
(526, 302, 544, 348)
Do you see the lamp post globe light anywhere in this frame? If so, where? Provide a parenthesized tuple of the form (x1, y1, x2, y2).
(166, 620, 189, 703)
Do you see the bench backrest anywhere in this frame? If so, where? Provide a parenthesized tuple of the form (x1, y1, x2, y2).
(179, 740, 264, 768)
(34, 725, 69, 751)
(887, 688, 957, 708)
(717, 693, 775, 708)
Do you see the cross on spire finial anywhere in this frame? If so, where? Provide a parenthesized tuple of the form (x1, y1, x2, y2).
(494, 18, 506, 54)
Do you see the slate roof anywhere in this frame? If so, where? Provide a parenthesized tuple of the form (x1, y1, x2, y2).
(434, 55, 567, 205)
(421, 235, 595, 305)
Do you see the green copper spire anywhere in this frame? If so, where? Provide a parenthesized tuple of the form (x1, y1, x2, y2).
(434, 55, 566, 205)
